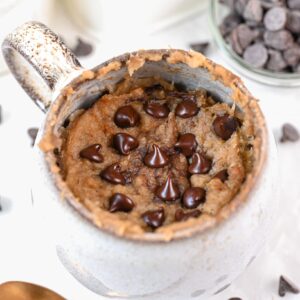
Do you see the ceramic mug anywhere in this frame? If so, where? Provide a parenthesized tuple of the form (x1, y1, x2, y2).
(2, 22, 278, 300)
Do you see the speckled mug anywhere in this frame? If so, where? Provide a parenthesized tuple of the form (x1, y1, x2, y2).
(2, 22, 278, 300)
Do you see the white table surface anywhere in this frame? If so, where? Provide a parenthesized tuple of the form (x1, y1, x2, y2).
(0, 2, 300, 300)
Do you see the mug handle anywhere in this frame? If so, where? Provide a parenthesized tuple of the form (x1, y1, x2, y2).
(1, 21, 84, 112)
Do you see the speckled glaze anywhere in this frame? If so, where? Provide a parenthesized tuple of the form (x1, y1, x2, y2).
(2, 22, 278, 299)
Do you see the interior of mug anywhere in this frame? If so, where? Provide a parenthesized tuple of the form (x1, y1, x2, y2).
(40, 49, 267, 242)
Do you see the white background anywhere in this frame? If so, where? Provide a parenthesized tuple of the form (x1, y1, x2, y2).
(0, 1, 300, 299)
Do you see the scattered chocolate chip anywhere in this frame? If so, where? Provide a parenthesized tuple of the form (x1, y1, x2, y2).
(109, 193, 134, 213)
(113, 133, 139, 155)
(142, 208, 165, 228)
(80, 144, 104, 163)
(278, 275, 300, 297)
(213, 169, 229, 182)
(188, 152, 212, 174)
(144, 144, 169, 168)
(175, 100, 199, 118)
(267, 49, 287, 71)
(144, 102, 170, 118)
(72, 37, 93, 57)
(27, 127, 39, 146)
(213, 114, 239, 140)
(174, 133, 198, 157)
(243, 0, 263, 22)
(243, 43, 268, 68)
(114, 105, 140, 128)
(156, 174, 180, 201)
(264, 7, 287, 31)
(280, 123, 300, 142)
(264, 30, 294, 51)
(182, 187, 206, 209)
(175, 208, 201, 221)
(190, 42, 210, 54)
(100, 163, 126, 185)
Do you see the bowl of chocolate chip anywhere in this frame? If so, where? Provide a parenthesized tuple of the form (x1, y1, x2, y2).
(210, 0, 300, 86)
(2, 22, 278, 299)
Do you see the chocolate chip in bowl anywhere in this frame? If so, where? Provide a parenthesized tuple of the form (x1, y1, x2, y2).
(209, 0, 300, 85)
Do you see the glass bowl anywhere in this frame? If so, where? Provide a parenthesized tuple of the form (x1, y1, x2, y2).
(209, 0, 300, 87)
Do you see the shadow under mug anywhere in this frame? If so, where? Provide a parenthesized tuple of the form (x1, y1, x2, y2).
(2, 22, 278, 300)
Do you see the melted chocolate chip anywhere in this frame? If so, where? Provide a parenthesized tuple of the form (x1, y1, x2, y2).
(142, 208, 165, 228)
(109, 193, 134, 213)
(279, 275, 300, 297)
(182, 187, 206, 209)
(213, 169, 229, 182)
(174, 133, 198, 157)
(213, 114, 240, 140)
(100, 163, 126, 185)
(175, 100, 199, 118)
(144, 102, 170, 118)
(156, 174, 180, 201)
(113, 133, 139, 155)
(144, 144, 169, 168)
(188, 153, 212, 174)
(79, 144, 104, 163)
(175, 209, 201, 221)
(114, 105, 140, 128)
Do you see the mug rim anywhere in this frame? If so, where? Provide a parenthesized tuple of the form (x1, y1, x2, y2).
(38, 49, 268, 243)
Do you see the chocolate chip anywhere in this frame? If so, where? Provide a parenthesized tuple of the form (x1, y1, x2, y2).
(264, 7, 287, 31)
(144, 102, 170, 118)
(220, 14, 242, 37)
(113, 133, 139, 155)
(109, 193, 134, 213)
(142, 208, 165, 228)
(243, 0, 263, 22)
(280, 123, 300, 142)
(278, 275, 300, 297)
(27, 127, 39, 146)
(175, 208, 201, 222)
(213, 114, 239, 140)
(288, 0, 300, 9)
(213, 169, 229, 182)
(286, 11, 300, 33)
(174, 133, 198, 157)
(267, 49, 287, 71)
(72, 38, 93, 57)
(264, 30, 294, 51)
(228, 298, 242, 300)
(144, 84, 163, 94)
(100, 163, 126, 185)
(188, 152, 212, 174)
(144, 144, 169, 168)
(190, 42, 209, 54)
(231, 24, 258, 53)
(243, 43, 268, 68)
(235, 0, 248, 15)
(156, 174, 180, 201)
(283, 46, 300, 66)
(80, 144, 104, 163)
(182, 187, 206, 209)
(175, 100, 199, 118)
(114, 105, 140, 128)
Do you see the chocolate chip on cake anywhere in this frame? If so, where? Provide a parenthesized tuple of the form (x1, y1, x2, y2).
(156, 174, 180, 201)
(213, 114, 239, 140)
(109, 193, 135, 212)
(144, 102, 170, 118)
(100, 163, 126, 185)
(144, 144, 169, 168)
(175, 100, 199, 118)
(213, 169, 229, 182)
(80, 144, 104, 163)
(280, 123, 300, 142)
(174, 133, 198, 157)
(113, 133, 139, 155)
(188, 152, 212, 174)
(182, 187, 206, 209)
(175, 208, 201, 221)
(114, 105, 140, 128)
(278, 275, 300, 297)
(142, 208, 165, 228)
